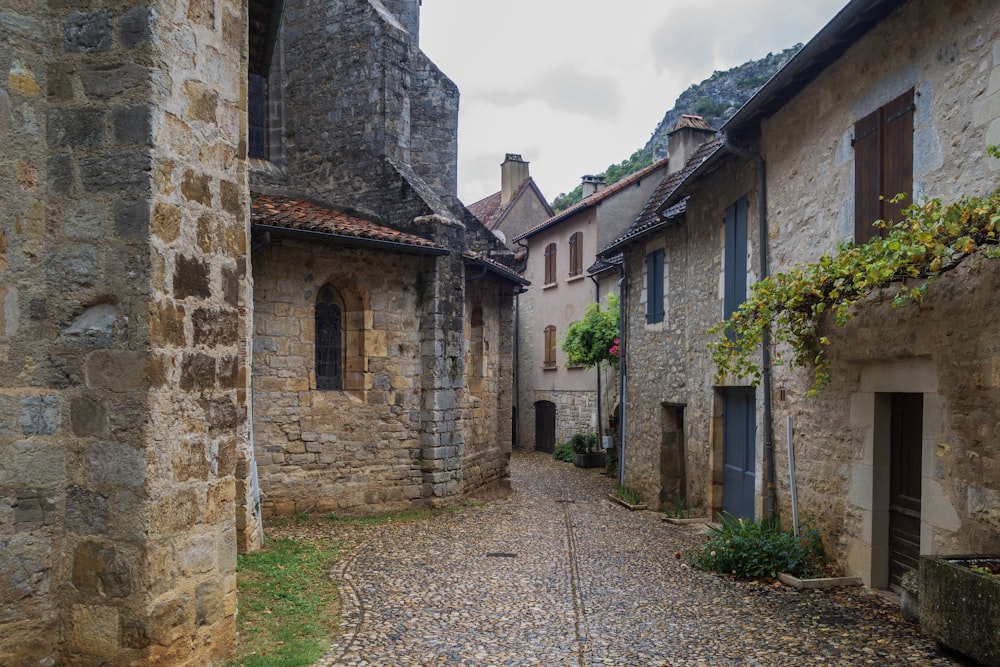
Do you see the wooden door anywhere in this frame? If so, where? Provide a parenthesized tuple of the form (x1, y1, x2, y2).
(889, 392, 922, 590)
(722, 388, 756, 519)
(535, 401, 555, 453)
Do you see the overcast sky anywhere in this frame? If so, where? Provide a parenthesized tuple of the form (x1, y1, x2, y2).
(419, 0, 847, 204)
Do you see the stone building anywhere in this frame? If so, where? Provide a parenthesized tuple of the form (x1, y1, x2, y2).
(468, 153, 554, 243)
(604, 0, 1000, 590)
(0, 0, 518, 663)
(514, 161, 671, 452)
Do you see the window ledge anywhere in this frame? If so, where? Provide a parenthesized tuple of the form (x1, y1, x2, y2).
(542, 365, 558, 371)
(567, 274, 585, 283)
(543, 282, 558, 290)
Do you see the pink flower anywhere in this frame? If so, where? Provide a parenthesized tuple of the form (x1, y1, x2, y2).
(609, 338, 621, 358)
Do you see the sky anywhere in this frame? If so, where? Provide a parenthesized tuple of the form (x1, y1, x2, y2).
(419, 0, 847, 204)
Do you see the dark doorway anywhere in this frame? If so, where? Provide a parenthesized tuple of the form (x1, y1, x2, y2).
(534, 401, 555, 453)
(722, 388, 756, 519)
(660, 405, 686, 507)
(889, 392, 922, 591)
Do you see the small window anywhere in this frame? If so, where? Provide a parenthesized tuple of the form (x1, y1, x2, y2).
(543, 325, 557, 368)
(315, 285, 344, 390)
(568, 232, 583, 277)
(646, 249, 664, 324)
(544, 243, 557, 285)
(248, 72, 268, 159)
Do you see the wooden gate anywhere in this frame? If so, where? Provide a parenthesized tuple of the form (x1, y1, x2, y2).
(534, 400, 555, 453)
(889, 392, 922, 591)
(722, 388, 756, 519)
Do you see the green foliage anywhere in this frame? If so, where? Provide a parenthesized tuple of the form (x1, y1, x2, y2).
(569, 432, 597, 454)
(613, 484, 643, 505)
(551, 149, 654, 213)
(662, 498, 690, 519)
(709, 188, 1000, 395)
(226, 539, 341, 667)
(561, 295, 621, 368)
(693, 96, 732, 118)
(553, 440, 575, 462)
(687, 513, 826, 579)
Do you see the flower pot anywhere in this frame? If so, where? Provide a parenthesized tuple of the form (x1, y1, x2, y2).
(920, 555, 1000, 667)
(572, 452, 605, 468)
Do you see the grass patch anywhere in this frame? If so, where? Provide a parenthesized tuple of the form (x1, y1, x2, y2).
(322, 507, 439, 526)
(224, 539, 341, 667)
(613, 484, 644, 505)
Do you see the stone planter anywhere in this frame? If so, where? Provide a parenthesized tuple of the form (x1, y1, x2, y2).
(777, 572, 863, 590)
(573, 452, 606, 468)
(920, 555, 1000, 667)
(607, 494, 647, 511)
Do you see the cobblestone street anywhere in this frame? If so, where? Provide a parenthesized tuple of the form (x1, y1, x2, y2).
(275, 451, 969, 666)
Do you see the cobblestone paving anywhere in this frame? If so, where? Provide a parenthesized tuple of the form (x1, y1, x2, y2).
(286, 451, 969, 666)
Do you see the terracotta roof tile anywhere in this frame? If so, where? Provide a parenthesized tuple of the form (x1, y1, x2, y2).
(468, 191, 503, 228)
(512, 157, 671, 242)
(463, 251, 530, 286)
(251, 192, 445, 252)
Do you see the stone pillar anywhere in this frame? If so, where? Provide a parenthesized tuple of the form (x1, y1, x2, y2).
(0, 0, 250, 664)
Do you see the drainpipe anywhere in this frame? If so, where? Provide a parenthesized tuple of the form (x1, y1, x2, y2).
(617, 258, 628, 487)
(514, 238, 530, 449)
(722, 132, 776, 522)
(589, 274, 602, 444)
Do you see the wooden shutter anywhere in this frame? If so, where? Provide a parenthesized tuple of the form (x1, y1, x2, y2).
(646, 249, 664, 324)
(569, 232, 582, 276)
(544, 243, 556, 284)
(882, 89, 914, 227)
(543, 325, 556, 368)
(854, 108, 882, 244)
(724, 197, 748, 321)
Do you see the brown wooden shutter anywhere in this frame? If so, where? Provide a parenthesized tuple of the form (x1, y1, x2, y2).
(854, 108, 882, 244)
(544, 325, 556, 368)
(544, 243, 556, 284)
(569, 232, 582, 276)
(882, 88, 914, 227)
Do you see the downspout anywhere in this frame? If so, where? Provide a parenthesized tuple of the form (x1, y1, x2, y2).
(722, 131, 776, 522)
(617, 258, 628, 487)
(588, 274, 602, 444)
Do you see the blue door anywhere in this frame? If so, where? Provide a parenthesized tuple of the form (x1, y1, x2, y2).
(722, 388, 756, 519)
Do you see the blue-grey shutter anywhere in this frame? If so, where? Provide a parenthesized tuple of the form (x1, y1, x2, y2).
(646, 249, 664, 324)
(724, 197, 748, 321)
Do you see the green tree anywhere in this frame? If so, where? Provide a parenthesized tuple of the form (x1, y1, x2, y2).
(561, 295, 621, 368)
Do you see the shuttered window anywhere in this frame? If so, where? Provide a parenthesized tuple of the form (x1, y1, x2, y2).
(544, 243, 557, 285)
(543, 325, 557, 368)
(568, 232, 583, 277)
(854, 89, 914, 244)
(724, 197, 749, 322)
(646, 249, 665, 324)
(315, 285, 344, 390)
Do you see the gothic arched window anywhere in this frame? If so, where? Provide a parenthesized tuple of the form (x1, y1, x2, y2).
(315, 285, 345, 390)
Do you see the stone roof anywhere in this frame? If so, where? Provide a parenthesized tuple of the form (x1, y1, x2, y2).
(512, 157, 671, 242)
(599, 139, 724, 255)
(251, 191, 447, 254)
(463, 251, 530, 286)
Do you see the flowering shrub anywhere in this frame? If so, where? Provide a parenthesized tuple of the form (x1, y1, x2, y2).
(687, 513, 826, 579)
(609, 338, 620, 359)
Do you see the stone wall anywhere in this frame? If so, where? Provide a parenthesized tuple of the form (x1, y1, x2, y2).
(0, 0, 250, 663)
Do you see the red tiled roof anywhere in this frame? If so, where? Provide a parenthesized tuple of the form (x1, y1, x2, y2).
(251, 192, 446, 254)
(468, 191, 503, 229)
(512, 156, 671, 242)
(463, 251, 530, 286)
(599, 139, 724, 255)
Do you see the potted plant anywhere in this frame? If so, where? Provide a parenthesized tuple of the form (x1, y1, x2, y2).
(570, 432, 604, 468)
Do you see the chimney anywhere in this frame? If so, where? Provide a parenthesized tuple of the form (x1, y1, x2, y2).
(580, 174, 606, 198)
(668, 115, 715, 174)
(501, 153, 530, 207)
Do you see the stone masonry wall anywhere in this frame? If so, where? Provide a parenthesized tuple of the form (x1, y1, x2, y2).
(1, 0, 249, 663)
(253, 240, 431, 514)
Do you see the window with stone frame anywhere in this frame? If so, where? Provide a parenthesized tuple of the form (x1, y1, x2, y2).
(315, 284, 345, 390)
(568, 231, 583, 277)
(543, 325, 557, 368)
(853, 88, 914, 244)
(544, 242, 557, 285)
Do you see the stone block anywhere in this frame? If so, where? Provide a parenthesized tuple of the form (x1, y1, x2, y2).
(72, 539, 132, 598)
(199, 397, 240, 435)
(149, 300, 187, 347)
(47, 151, 73, 195)
(173, 440, 210, 482)
(177, 534, 216, 576)
(46, 354, 84, 389)
(66, 486, 109, 535)
(192, 307, 239, 347)
(112, 105, 152, 145)
(174, 255, 211, 300)
(20, 395, 60, 435)
(79, 150, 151, 192)
(152, 202, 181, 243)
(181, 169, 212, 206)
(64, 10, 112, 52)
(86, 351, 148, 391)
(46, 245, 97, 290)
(70, 604, 119, 657)
(195, 579, 223, 626)
(149, 595, 193, 647)
(47, 108, 106, 148)
(88, 441, 146, 490)
(12, 491, 55, 528)
(113, 197, 150, 239)
(119, 6, 152, 48)
(0, 440, 65, 486)
(60, 303, 117, 347)
(180, 353, 217, 392)
(63, 199, 108, 241)
(82, 62, 148, 99)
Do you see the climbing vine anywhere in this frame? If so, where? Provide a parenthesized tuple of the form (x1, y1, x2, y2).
(710, 149, 1000, 396)
(561, 295, 620, 368)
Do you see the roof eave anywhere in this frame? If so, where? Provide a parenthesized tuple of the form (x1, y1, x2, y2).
(252, 223, 449, 256)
